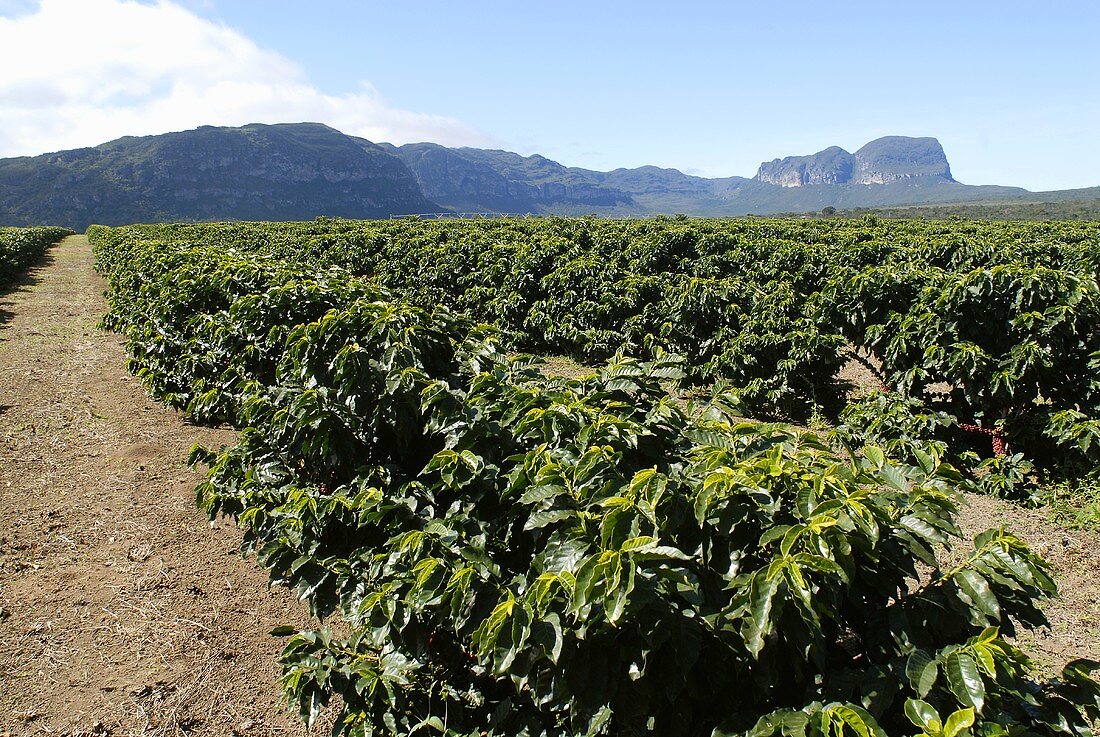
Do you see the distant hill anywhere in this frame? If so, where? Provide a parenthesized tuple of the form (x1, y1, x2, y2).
(373, 142, 632, 212)
(0, 123, 438, 230)
(0, 123, 1094, 229)
(382, 135, 1035, 217)
(836, 193, 1100, 221)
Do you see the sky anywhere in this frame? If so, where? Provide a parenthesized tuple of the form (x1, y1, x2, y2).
(0, 0, 1097, 191)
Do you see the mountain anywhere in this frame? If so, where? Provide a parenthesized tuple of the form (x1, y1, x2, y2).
(0, 124, 1090, 229)
(853, 136, 954, 184)
(386, 135, 1025, 217)
(756, 146, 857, 187)
(373, 142, 632, 212)
(0, 123, 437, 230)
(754, 138, 953, 187)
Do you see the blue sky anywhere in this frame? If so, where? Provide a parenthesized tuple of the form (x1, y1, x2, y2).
(1, 0, 1098, 190)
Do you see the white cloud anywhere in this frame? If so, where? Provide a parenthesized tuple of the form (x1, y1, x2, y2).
(0, 0, 488, 157)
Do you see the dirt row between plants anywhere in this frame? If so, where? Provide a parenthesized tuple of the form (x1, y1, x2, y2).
(958, 493, 1100, 672)
(0, 237, 1096, 736)
(0, 237, 321, 737)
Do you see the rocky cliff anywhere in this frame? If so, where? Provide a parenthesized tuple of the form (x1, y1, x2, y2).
(756, 146, 856, 187)
(853, 136, 953, 184)
(754, 136, 954, 187)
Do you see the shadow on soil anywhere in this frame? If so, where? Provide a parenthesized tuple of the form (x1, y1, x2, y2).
(0, 247, 59, 332)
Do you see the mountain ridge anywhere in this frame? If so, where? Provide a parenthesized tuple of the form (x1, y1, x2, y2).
(0, 122, 1089, 229)
(754, 137, 954, 188)
(0, 123, 438, 230)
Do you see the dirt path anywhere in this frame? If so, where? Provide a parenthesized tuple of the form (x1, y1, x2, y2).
(0, 237, 1096, 737)
(959, 493, 1100, 671)
(0, 237, 318, 736)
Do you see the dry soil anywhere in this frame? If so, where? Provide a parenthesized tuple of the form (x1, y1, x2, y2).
(0, 237, 321, 737)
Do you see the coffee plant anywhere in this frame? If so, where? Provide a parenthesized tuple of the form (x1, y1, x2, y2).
(0, 225, 72, 284)
(89, 218, 1100, 736)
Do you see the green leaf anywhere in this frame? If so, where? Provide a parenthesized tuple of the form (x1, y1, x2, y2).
(878, 463, 911, 492)
(825, 703, 887, 737)
(943, 708, 975, 737)
(759, 524, 793, 547)
(604, 557, 635, 624)
(863, 445, 886, 468)
(913, 447, 936, 475)
(742, 571, 780, 657)
(582, 705, 613, 737)
(945, 652, 985, 713)
(956, 569, 1001, 621)
(906, 650, 940, 698)
(525, 509, 575, 530)
(619, 535, 657, 552)
(532, 613, 564, 663)
(904, 699, 941, 732)
(741, 709, 810, 737)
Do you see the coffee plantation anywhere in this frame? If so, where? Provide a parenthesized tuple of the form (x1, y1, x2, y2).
(0, 226, 73, 284)
(89, 217, 1100, 737)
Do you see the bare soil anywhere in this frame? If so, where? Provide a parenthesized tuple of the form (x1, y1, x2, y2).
(0, 238, 320, 737)
(0, 237, 1095, 736)
(958, 493, 1100, 672)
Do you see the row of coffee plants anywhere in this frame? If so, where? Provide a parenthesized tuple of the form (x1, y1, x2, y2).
(0, 226, 72, 284)
(90, 222, 1100, 736)
(95, 217, 1100, 487)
